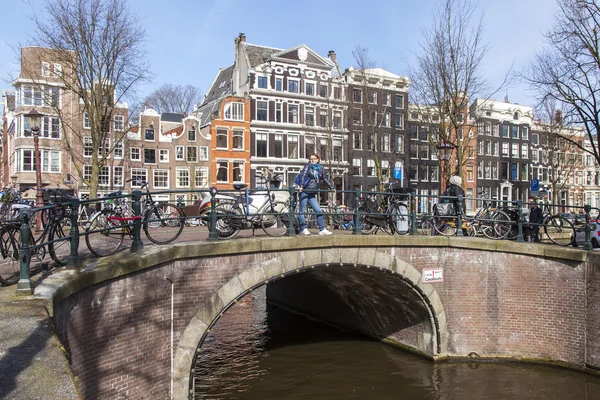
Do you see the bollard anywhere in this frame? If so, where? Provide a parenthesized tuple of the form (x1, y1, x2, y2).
(67, 197, 81, 269)
(131, 190, 144, 252)
(583, 204, 592, 251)
(208, 187, 218, 240)
(457, 195, 464, 236)
(16, 208, 33, 296)
(353, 188, 362, 235)
(516, 200, 524, 242)
(287, 186, 296, 236)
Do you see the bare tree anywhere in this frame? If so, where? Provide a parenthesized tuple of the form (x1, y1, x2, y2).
(142, 84, 202, 114)
(25, 0, 150, 197)
(409, 0, 490, 187)
(524, 0, 600, 166)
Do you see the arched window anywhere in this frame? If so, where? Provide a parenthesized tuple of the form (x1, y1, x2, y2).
(513, 112, 519, 120)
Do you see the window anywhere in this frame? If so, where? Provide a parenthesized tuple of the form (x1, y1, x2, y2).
(493, 142, 499, 156)
(367, 134, 375, 151)
(84, 113, 91, 129)
(224, 102, 244, 121)
(275, 78, 283, 92)
(478, 140, 484, 155)
(217, 161, 228, 182)
(502, 142, 509, 156)
(419, 126, 428, 141)
(154, 170, 169, 189)
(41, 150, 61, 172)
(305, 136, 315, 157)
(258, 76, 268, 89)
(431, 165, 439, 182)
(513, 112, 519, 120)
(352, 158, 362, 175)
(98, 166, 110, 186)
(333, 139, 342, 162)
(368, 91, 377, 104)
(370, 110, 377, 125)
(521, 164, 528, 181)
(188, 128, 196, 142)
(195, 167, 209, 188)
(333, 112, 342, 129)
(98, 138, 110, 157)
(511, 125, 518, 139)
(53, 64, 62, 78)
(532, 134, 539, 145)
(288, 135, 299, 159)
(394, 113, 404, 129)
(114, 140, 123, 159)
(46, 87, 60, 107)
(319, 111, 328, 127)
(395, 95, 404, 108)
(131, 168, 147, 187)
(145, 128, 155, 141)
(319, 84, 328, 97)
(288, 104, 299, 124)
(288, 79, 299, 93)
(175, 146, 184, 161)
(521, 126, 529, 140)
(410, 143, 418, 159)
(532, 149, 539, 163)
(114, 166, 123, 187)
(334, 87, 341, 99)
(395, 136, 404, 153)
(501, 125, 509, 138)
(382, 112, 390, 127)
(114, 115, 124, 131)
(511, 163, 518, 180)
(466, 165, 474, 182)
(305, 107, 315, 126)
(367, 159, 376, 176)
(83, 165, 92, 182)
(256, 101, 268, 121)
(233, 162, 244, 182)
(382, 134, 390, 152)
(233, 130, 244, 150)
(200, 146, 209, 161)
(256, 133, 267, 157)
(410, 125, 418, 140)
(383, 93, 391, 106)
(485, 141, 491, 155)
(420, 165, 428, 181)
(176, 167, 190, 187)
(131, 147, 141, 161)
(319, 139, 328, 159)
(353, 131, 362, 149)
(159, 149, 169, 162)
(305, 82, 315, 96)
(420, 144, 429, 159)
(353, 109, 362, 125)
(217, 128, 228, 149)
(187, 146, 198, 162)
(42, 62, 50, 77)
(512, 143, 519, 157)
(353, 88, 362, 103)
(275, 103, 282, 122)
(273, 134, 283, 157)
(492, 162, 498, 180)
(521, 144, 528, 159)
(144, 149, 156, 164)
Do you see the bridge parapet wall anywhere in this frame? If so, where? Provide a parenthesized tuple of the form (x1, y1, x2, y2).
(41, 236, 597, 400)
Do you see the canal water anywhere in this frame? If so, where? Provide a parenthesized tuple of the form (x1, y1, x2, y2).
(193, 288, 600, 399)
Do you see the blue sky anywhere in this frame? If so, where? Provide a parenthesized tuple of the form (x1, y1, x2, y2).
(1, 0, 558, 110)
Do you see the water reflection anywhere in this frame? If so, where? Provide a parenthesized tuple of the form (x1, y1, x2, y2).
(194, 287, 600, 400)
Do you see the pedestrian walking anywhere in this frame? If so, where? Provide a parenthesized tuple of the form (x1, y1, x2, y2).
(529, 198, 543, 242)
(295, 153, 335, 235)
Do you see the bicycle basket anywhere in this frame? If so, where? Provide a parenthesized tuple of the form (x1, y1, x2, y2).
(433, 203, 455, 217)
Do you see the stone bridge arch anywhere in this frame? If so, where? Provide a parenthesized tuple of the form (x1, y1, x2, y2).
(172, 247, 448, 399)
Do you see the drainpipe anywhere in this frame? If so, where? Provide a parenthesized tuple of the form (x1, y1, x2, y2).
(165, 277, 174, 399)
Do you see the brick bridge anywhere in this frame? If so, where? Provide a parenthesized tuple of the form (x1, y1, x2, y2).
(35, 236, 600, 399)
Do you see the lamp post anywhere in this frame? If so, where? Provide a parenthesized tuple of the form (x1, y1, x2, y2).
(24, 109, 44, 231)
(437, 141, 454, 193)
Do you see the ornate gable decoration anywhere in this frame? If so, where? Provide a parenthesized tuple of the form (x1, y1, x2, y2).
(271, 45, 332, 69)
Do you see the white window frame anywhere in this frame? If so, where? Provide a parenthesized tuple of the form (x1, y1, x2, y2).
(42, 62, 50, 77)
(114, 115, 124, 131)
(199, 146, 209, 161)
(216, 128, 229, 150)
(224, 102, 244, 121)
(130, 168, 147, 187)
(175, 146, 184, 161)
(113, 166, 124, 187)
(153, 169, 169, 189)
(232, 129, 244, 150)
(159, 149, 169, 163)
(216, 160, 229, 183)
(41, 150, 61, 173)
(232, 161, 245, 183)
(131, 147, 141, 161)
(287, 78, 300, 93)
(176, 167, 190, 188)
(186, 146, 198, 163)
(195, 166, 209, 188)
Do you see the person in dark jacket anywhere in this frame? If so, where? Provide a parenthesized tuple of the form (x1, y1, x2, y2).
(443, 175, 466, 215)
(296, 153, 335, 235)
(528, 198, 543, 242)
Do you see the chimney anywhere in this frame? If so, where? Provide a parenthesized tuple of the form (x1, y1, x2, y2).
(555, 110, 563, 124)
(504, 95, 509, 103)
(238, 33, 246, 43)
(328, 50, 336, 62)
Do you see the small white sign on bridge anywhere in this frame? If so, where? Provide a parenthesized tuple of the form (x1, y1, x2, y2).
(422, 268, 444, 284)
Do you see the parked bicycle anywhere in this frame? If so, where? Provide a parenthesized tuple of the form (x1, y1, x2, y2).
(0, 202, 71, 285)
(209, 170, 290, 239)
(84, 179, 184, 256)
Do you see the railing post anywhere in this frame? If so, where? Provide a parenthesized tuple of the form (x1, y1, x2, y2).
(583, 204, 592, 251)
(457, 195, 464, 236)
(130, 190, 144, 252)
(16, 208, 33, 296)
(67, 197, 81, 269)
(410, 192, 418, 235)
(208, 187, 218, 240)
(353, 188, 362, 235)
(516, 200, 524, 242)
(287, 187, 296, 236)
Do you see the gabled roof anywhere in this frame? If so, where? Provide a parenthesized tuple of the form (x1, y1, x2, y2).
(202, 64, 234, 106)
(196, 100, 220, 127)
(163, 124, 183, 136)
(270, 44, 333, 69)
(245, 44, 283, 68)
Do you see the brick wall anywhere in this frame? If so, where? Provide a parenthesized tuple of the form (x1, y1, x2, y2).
(52, 246, 596, 399)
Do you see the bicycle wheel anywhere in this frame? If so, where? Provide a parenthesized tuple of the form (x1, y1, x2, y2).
(143, 203, 185, 245)
(85, 210, 125, 257)
(418, 218, 434, 236)
(262, 201, 291, 237)
(480, 210, 511, 240)
(432, 216, 458, 236)
(390, 203, 411, 235)
(48, 219, 72, 267)
(544, 216, 575, 246)
(0, 225, 22, 285)
(208, 202, 241, 240)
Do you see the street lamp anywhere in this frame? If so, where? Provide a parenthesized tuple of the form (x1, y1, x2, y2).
(437, 141, 454, 193)
(24, 109, 44, 230)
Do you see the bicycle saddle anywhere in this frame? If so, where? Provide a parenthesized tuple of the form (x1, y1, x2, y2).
(233, 183, 248, 190)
